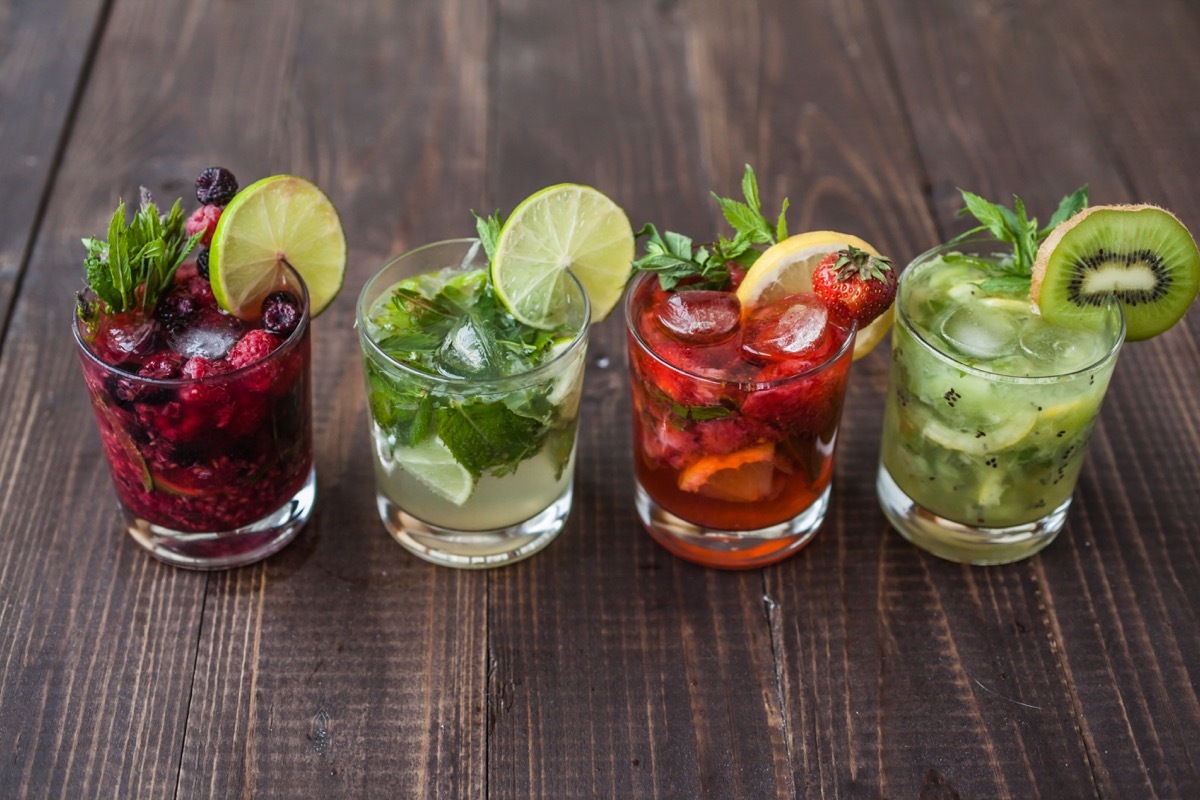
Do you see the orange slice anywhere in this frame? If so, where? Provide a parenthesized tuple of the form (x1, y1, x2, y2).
(677, 442, 776, 502)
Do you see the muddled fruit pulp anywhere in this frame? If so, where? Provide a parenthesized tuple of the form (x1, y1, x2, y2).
(361, 262, 585, 530)
(880, 251, 1121, 528)
(76, 263, 312, 542)
(627, 274, 854, 533)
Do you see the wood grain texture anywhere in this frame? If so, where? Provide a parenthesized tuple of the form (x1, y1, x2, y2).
(1, 0, 1198, 797)
(0, 0, 106, 337)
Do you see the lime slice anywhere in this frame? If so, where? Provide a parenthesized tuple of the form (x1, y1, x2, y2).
(736, 230, 893, 360)
(491, 184, 634, 329)
(392, 435, 475, 506)
(209, 175, 346, 319)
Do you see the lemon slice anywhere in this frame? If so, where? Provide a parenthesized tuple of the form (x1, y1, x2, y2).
(392, 435, 475, 506)
(736, 230, 892, 360)
(209, 175, 346, 319)
(491, 184, 634, 329)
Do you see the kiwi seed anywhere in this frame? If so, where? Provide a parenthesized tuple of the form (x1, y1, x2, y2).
(1031, 204, 1200, 341)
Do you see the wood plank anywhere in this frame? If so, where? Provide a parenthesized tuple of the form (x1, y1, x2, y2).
(728, 0, 1103, 795)
(486, 1, 793, 796)
(1031, 0, 1200, 795)
(0, 0, 106, 339)
(876, 0, 1200, 795)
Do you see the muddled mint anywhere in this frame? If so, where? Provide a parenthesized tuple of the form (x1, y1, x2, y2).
(366, 260, 580, 488)
(950, 186, 1088, 292)
(82, 189, 202, 315)
(632, 164, 789, 290)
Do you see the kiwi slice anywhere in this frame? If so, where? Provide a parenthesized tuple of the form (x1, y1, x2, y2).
(1031, 205, 1200, 341)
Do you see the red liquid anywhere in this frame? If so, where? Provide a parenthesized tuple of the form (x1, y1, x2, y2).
(627, 275, 854, 567)
(75, 264, 312, 560)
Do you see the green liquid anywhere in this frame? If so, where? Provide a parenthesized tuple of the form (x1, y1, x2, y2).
(880, 251, 1121, 528)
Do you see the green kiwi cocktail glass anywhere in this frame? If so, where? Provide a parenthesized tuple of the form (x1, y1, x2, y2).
(356, 239, 590, 568)
(876, 238, 1125, 564)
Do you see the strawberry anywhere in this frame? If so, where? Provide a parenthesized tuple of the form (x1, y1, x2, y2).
(811, 245, 896, 326)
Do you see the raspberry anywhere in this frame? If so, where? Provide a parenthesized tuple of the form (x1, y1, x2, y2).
(182, 356, 229, 380)
(138, 353, 183, 380)
(261, 291, 302, 335)
(228, 329, 282, 370)
(185, 204, 222, 246)
(196, 248, 210, 280)
(195, 167, 239, 206)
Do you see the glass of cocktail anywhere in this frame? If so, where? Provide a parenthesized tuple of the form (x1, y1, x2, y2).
(876, 238, 1124, 564)
(73, 170, 345, 569)
(626, 275, 857, 568)
(357, 239, 589, 567)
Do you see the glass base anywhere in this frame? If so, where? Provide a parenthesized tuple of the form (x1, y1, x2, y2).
(876, 465, 1070, 565)
(377, 482, 572, 569)
(124, 467, 315, 570)
(634, 481, 830, 569)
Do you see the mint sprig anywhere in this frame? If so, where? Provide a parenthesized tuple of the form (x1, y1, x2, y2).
(633, 164, 788, 290)
(951, 186, 1088, 278)
(82, 190, 202, 314)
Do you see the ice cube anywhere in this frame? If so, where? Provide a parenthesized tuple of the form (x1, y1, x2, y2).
(437, 316, 501, 378)
(166, 311, 243, 360)
(102, 316, 161, 358)
(1018, 316, 1107, 373)
(938, 303, 1020, 361)
(655, 290, 741, 343)
(741, 294, 829, 361)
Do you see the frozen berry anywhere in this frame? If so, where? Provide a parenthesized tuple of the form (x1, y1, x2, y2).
(185, 204, 222, 246)
(261, 291, 302, 335)
(138, 353, 183, 380)
(195, 167, 239, 206)
(181, 356, 228, 380)
(154, 292, 198, 327)
(196, 248, 210, 280)
(228, 329, 283, 370)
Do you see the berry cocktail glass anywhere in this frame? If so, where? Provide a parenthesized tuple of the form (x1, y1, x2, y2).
(626, 274, 856, 568)
(75, 263, 314, 569)
(358, 239, 590, 568)
(877, 237, 1124, 564)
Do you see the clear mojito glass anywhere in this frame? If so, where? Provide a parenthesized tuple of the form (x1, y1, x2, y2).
(877, 238, 1124, 564)
(357, 239, 590, 568)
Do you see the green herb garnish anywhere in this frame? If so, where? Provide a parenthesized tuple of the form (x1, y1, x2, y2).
(82, 189, 202, 314)
(950, 186, 1089, 287)
(632, 164, 789, 290)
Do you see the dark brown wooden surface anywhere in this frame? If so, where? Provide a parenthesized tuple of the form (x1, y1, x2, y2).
(1, 0, 1197, 797)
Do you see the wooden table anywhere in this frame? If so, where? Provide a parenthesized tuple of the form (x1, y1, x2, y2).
(3, 0, 1198, 797)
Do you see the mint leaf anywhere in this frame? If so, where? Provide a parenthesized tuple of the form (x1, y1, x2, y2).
(1042, 186, 1089, 235)
(977, 275, 1032, 294)
(671, 402, 734, 421)
(436, 399, 545, 479)
(472, 210, 503, 264)
(366, 360, 436, 447)
(954, 186, 1088, 276)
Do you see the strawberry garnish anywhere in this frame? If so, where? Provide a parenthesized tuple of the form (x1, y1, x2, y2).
(811, 245, 896, 326)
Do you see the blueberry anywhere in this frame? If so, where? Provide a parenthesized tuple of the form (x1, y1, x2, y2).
(154, 292, 198, 327)
(195, 167, 239, 206)
(261, 291, 302, 335)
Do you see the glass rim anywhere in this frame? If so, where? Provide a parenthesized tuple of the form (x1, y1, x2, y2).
(356, 237, 591, 387)
(623, 271, 858, 388)
(896, 236, 1126, 384)
(72, 261, 312, 385)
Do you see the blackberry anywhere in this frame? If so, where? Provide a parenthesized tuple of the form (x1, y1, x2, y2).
(195, 167, 239, 206)
(154, 292, 198, 327)
(261, 291, 302, 335)
(197, 248, 210, 280)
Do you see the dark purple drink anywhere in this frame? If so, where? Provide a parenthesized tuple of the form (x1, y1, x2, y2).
(75, 261, 314, 568)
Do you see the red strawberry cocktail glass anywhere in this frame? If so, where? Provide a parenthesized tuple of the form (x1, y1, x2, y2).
(74, 261, 314, 569)
(625, 273, 857, 568)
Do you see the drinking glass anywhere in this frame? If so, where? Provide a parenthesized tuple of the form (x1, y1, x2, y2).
(357, 239, 589, 568)
(876, 238, 1125, 564)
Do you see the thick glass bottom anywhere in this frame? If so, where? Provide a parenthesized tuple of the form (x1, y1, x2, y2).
(634, 481, 829, 569)
(124, 467, 315, 570)
(377, 482, 572, 569)
(876, 465, 1070, 565)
